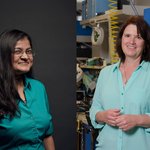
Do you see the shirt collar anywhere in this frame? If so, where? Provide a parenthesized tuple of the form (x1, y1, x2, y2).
(112, 61, 120, 72)
(24, 76, 31, 90)
(112, 60, 148, 72)
(140, 61, 150, 71)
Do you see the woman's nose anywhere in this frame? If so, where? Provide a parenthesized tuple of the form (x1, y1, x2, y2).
(20, 52, 28, 58)
(129, 37, 136, 44)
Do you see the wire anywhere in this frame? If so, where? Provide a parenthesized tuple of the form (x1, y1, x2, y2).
(129, 0, 139, 15)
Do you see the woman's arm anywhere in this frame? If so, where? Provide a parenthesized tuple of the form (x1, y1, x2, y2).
(43, 136, 55, 150)
(136, 114, 150, 128)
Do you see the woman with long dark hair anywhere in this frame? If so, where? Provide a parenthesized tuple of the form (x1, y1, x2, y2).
(0, 29, 55, 150)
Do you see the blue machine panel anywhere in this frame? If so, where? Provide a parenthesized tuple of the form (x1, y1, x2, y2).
(76, 21, 92, 36)
(82, 0, 118, 20)
(144, 8, 150, 26)
(95, 0, 110, 15)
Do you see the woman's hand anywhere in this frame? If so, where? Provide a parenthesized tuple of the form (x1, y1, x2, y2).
(115, 114, 138, 131)
(96, 109, 120, 126)
(97, 110, 150, 131)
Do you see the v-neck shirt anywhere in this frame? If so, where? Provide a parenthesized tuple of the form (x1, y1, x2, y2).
(90, 61, 150, 150)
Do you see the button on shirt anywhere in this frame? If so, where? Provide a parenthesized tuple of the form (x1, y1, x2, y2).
(0, 77, 53, 150)
(90, 61, 150, 150)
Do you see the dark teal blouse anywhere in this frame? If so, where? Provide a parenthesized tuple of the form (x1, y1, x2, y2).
(0, 77, 54, 150)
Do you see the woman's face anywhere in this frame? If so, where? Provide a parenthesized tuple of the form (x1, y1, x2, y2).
(12, 37, 33, 75)
(121, 24, 145, 60)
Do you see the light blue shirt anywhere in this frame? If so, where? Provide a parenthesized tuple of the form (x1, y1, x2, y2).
(90, 61, 150, 150)
(0, 77, 54, 150)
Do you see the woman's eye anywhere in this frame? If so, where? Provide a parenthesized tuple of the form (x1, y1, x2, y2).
(14, 49, 22, 54)
(137, 35, 142, 39)
(26, 50, 32, 54)
(124, 34, 130, 37)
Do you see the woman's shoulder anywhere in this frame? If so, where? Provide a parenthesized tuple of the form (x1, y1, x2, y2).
(25, 77, 45, 88)
(101, 63, 117, 74)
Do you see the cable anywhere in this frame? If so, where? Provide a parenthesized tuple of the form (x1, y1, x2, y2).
(129, 0, 139, 16)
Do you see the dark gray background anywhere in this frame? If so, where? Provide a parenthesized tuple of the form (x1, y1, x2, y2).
(0, 0, 76, 149)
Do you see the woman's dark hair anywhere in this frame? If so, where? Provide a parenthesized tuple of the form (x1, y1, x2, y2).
(116, 15, 150, 62)
(0, 29, 33, 118)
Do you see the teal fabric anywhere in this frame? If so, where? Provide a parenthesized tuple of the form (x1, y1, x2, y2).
(0, 77, 54, 150)
(90, 61, 150, 150)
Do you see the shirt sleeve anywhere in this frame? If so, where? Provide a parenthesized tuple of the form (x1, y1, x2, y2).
(45, 117, 54, 136)
(89, 68, 105, 129)
(145, 113, 150, 133)
(43, 87, 54, 136)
